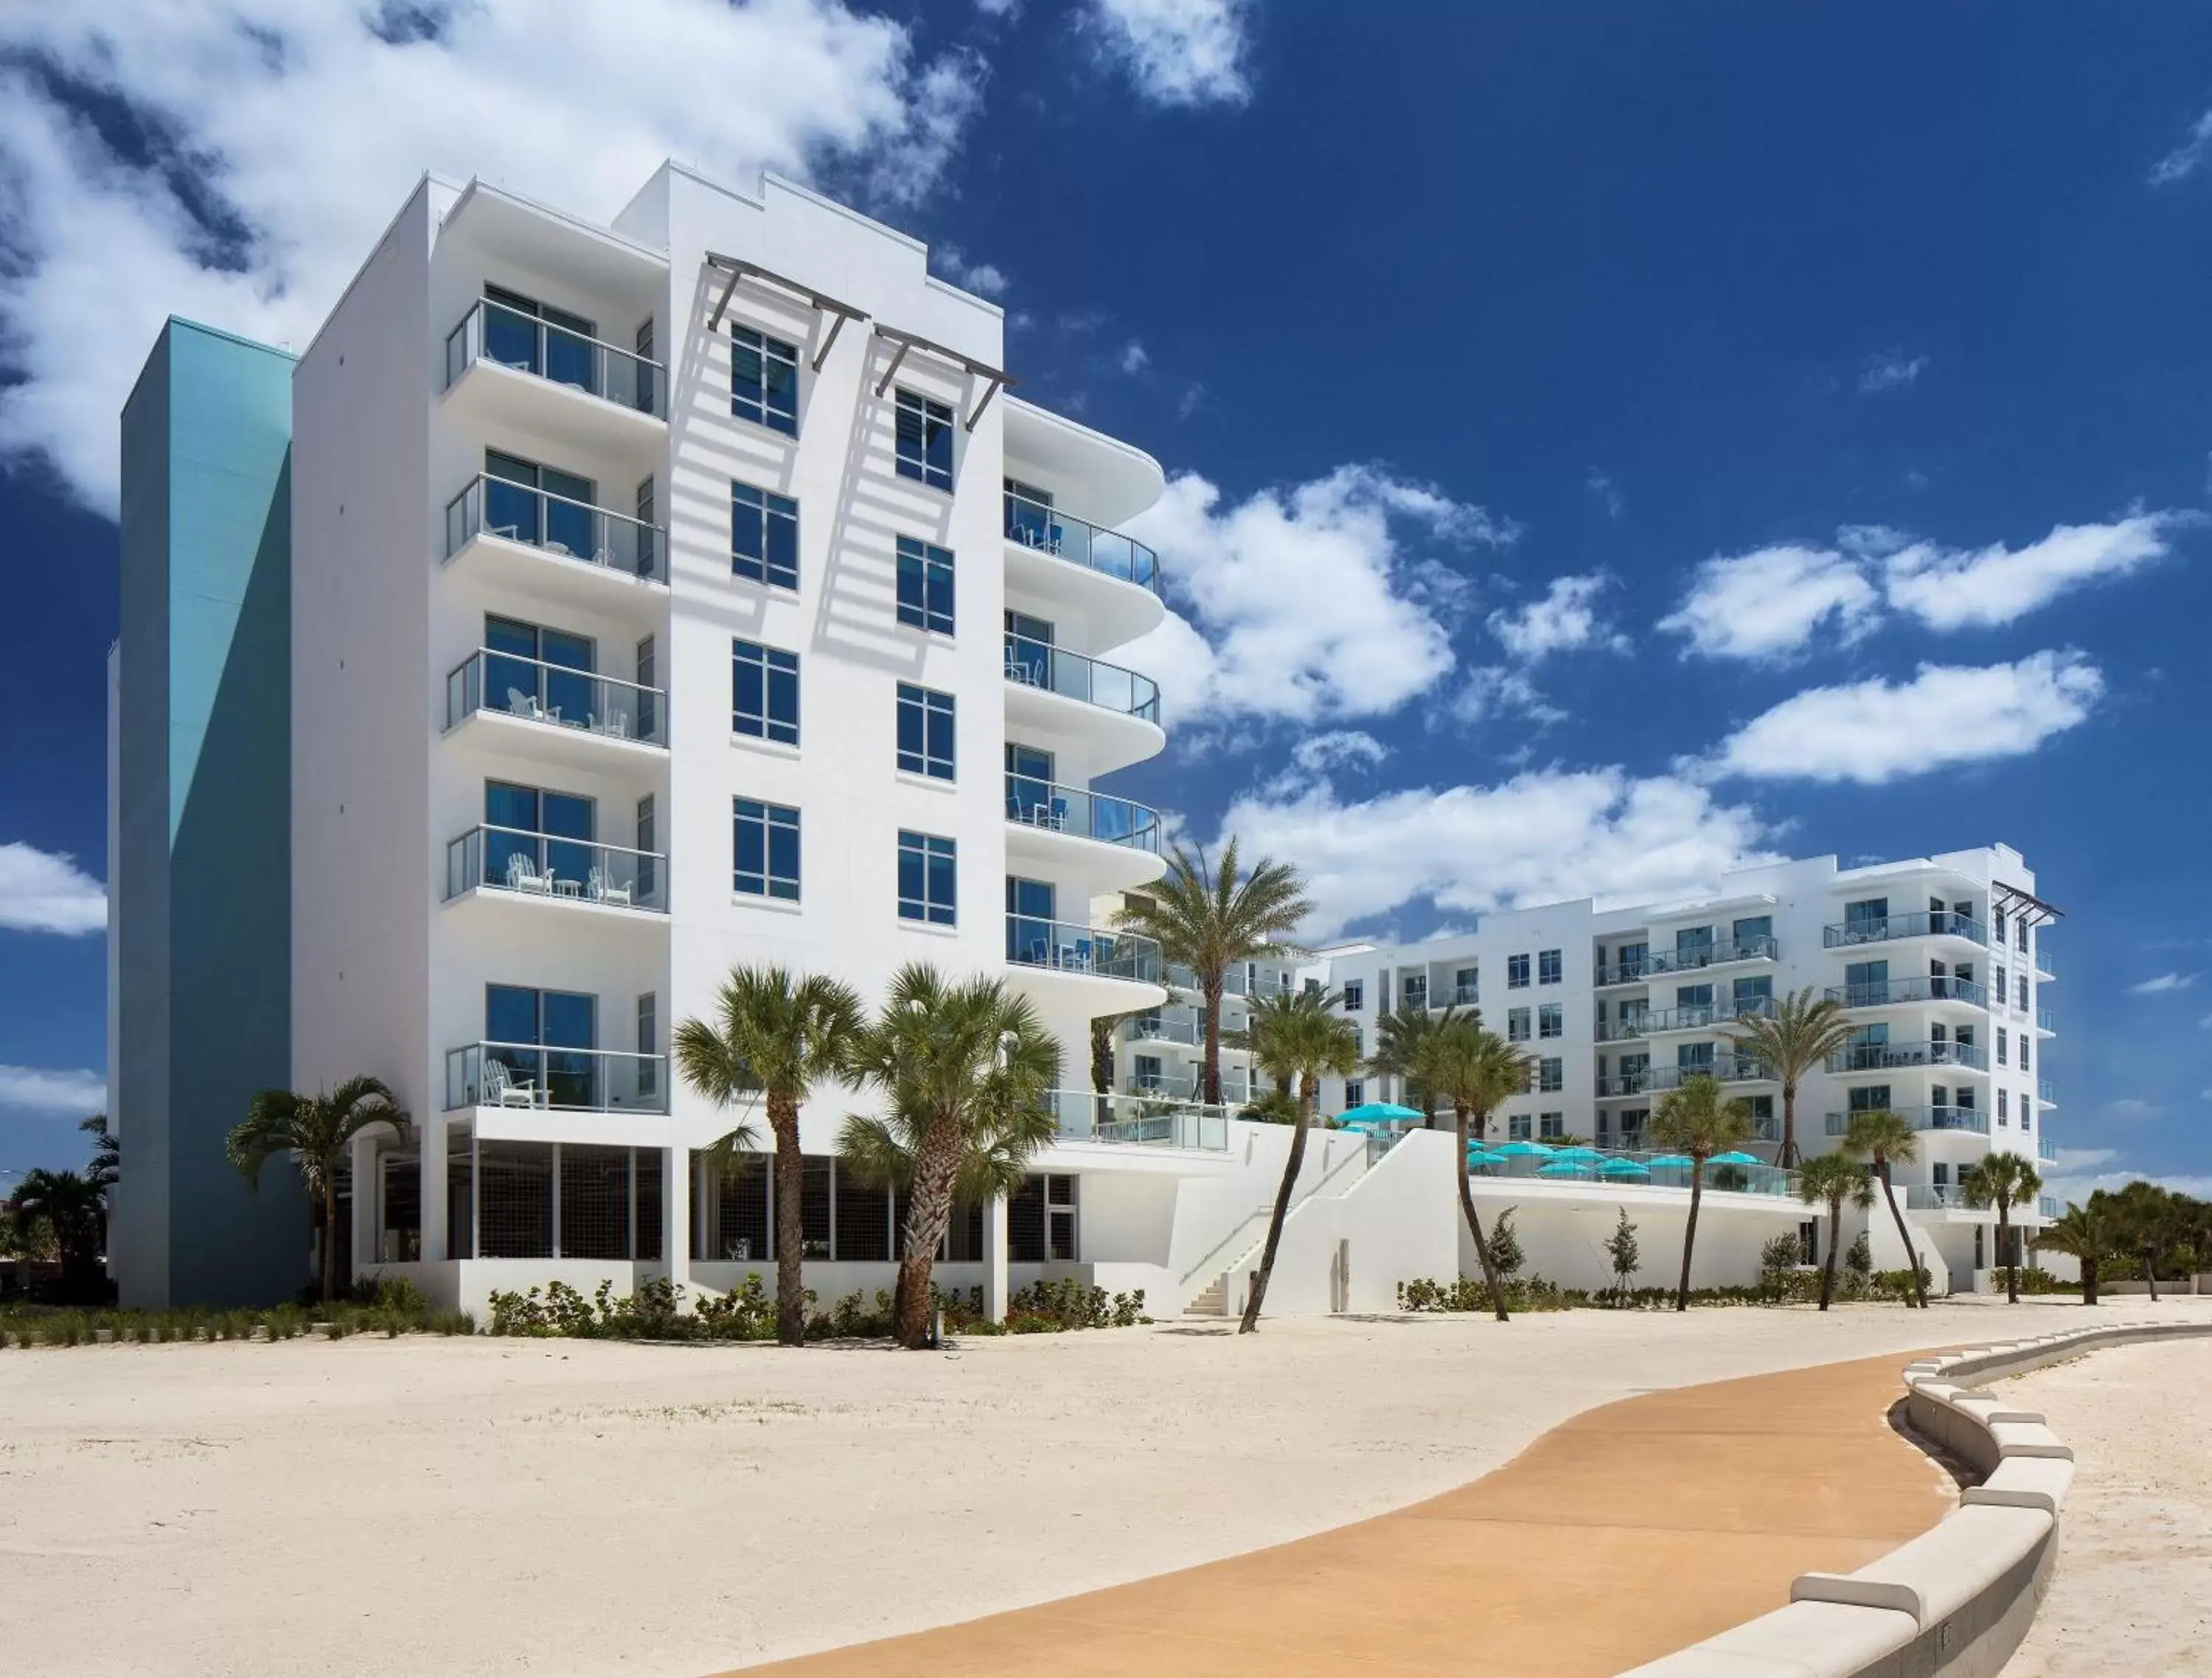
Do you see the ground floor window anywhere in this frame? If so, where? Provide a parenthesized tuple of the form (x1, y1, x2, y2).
(451, 1141, 664, 1261)
(692, 1151, 987, 1264)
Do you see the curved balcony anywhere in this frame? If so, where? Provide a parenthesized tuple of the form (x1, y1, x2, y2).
(1825, 1105, 1988, 1138)
(1002, 635, 1164, 773)
(1823, 975, 1987, 1010)
(1004, 915, 1166, 1015)
(1826, 1039, 1989, 1073)
(1004, 774, 1165, 892)
(1823, 910, 1986, 950)
(443, 474, 667, 618)
(443, 649, 666, 770)
(1125, 1011, 1203, 1046)
(1596, 1056, 1770, 1098)
(1044, 1089, 1230, 1152)
(443, 825, 667, 916)
(442, 298, 665, 472)
(1004, 492, 1165, 650)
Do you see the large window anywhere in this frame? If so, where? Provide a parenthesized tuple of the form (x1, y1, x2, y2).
(483, 285, 596, 388)
(1538, 1002, 1563, 1039)
(484, 984, 596, 1109)
(897, 536, 956, 635)
(1537, 948, 1562, 985)
(733, 640, 799, 745)
(1507, 953, 1531, 989)
(734, 798, 800, 901)
(898, 831, 958, 925)
(1538, 1057, 1563, 1093)
(1342, 980, 1364, 1012)
(484, 449, 596, 556)
(1506, 1007, 1531, 1042)
(731, 482, 799, 589)
(895, 388, 954, 490)
(896, 683, 956, 780)
(731, 325, 798, 436)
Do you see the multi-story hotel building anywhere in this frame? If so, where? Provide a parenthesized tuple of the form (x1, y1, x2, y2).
(1310, 846, 2061, 1292)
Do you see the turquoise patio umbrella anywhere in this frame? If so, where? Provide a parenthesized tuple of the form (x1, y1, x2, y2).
(1551, 1146, 1602, 1161)
(1599, 1157, 1651, 1177)
(1537, 1160, 1593, 1177)
(1338, 1101, 1425, 1124)
(1646, 1153, 1694, 1168)
(1492, 1140, 1555, 1157)
(1708, 1152, 1764, 1166)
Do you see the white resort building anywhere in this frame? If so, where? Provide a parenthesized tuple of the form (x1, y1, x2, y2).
(103, 160, 2062, 1320)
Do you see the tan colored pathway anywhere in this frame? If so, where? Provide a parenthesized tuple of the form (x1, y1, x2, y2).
(725, 1346, 1955, 1677)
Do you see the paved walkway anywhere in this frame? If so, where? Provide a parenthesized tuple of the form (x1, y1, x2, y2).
(723, 1345, 1955, 1676)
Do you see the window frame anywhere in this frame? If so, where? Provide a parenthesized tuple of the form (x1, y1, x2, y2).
(1537, 948, 1562, 985)
(1506, 953, 1531, 989)
(897, 830, 959, 926)
(730, 324, 799, 437)
(896, 535, 956, 636)
(733, 798, 801, 902)
(732, 639, 800, 746)
(895, 683, 957, 781)
(731, 481, 800, 590)
(894, 387, 955, 490)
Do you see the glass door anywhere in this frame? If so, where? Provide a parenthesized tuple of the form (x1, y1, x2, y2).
(1005, 876, 1057, 964)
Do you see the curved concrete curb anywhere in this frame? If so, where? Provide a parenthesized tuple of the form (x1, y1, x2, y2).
(1619, 1319, 2212, 1678)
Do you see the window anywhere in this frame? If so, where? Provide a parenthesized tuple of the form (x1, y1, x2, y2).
(1992, 964, 2008, 1006)
(732, 640, 799, 745)
(730, 325, 798, 436)
(481, 285, 595, 386)
(1508, 1113, 1532, 1141)
(1538, 1002, 1562, 1040)
(636, 993, 657, 1099)
(896, 683, 956, 780)
(895, 388, 954, 490)
(2019, 1038, 2029, 1072)
(1507, 953, 1531, 989)
(1538, 1057, 1562, 1093)
(1992, 907, 2008, 945)
(1747, 1094, 1775, 1139)
(1996, 1028, 2008, 1067)
(483, 984, 595, 1109)
(1506, 1007, 1531, 1042)
(1342, 980, 1364, 1012)
(731, 482, 799, 589)
(1733, 975, 1773, 1011)
(1538, 948, 1562, 985)
(2017, 920, 2030, 953)
(1402, 974, 1428, 1010)
(734, 798, 800, 900)
(2017, 972, 2029, 1009)
(1998, 1089, 2009, 1124)
(1453, 965, 1478, 1003)
(897, 831, 957, 925)
(897, 535, 955, 634)
(1538, 1113, 1564, 1140)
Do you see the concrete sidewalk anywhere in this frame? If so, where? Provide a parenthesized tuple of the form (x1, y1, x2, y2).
(723, 1345, 1955, 1676)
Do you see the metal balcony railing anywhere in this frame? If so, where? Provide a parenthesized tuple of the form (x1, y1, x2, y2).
(444, 649, 666, 746)
(1825, 1039, 1989, 1073)
(1824, 1105, 1988, 1137)
(1823, 975, 1988, 1009)
(443, 296, 666, 418)
(1046, 1089, 1228, 1150)
(1004, 492, 1161, 595)
(1003, 636, 1161, 723)
(444, 1040, 667, 1113)
(444, 825, 667, 913)
(1005, 916, 1161, 984)
(1641, 936, 1779, 976)
(445, 473, 667, 583)
(1635, 996, 1778, 1034)
(1824, 910, 1987, 949)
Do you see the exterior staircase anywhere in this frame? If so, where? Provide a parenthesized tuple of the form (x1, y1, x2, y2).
(1178, 1141, 1375, 1316)
(1183, 1278, 1227, 1318)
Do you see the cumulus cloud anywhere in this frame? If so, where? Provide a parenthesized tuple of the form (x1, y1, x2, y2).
(1117, 464, 1517, 729)
(933, 247, 1009, 297)
(1879, 513, 2185, 630)
(1660, 545, 1881, 662)
(2150, 105, 2212, 185)
(1290, 731, 1389, 774)
(0, 1, 985, 510)
(1857, 351, 1928, 394)
(1488, 573, 1628, 662)
(1199, 767, 1774, 941)
(0, 1065, 105, 1114)
(1703, 652, 2104, 785)
(1119, 339, 1150, 375)
(1085, 0, 1253, 108)
(0, 842, 106, 935)
(2126, 972, 2198, 995)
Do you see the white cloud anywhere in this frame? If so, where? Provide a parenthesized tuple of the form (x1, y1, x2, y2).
(1487, 573, 1627, 661)
(0, 842, 106, 935)
(1704, 652, 2104, 785)
(2151, 106, 2212, 185)
(1119, 339, 1150, 375)
(1858, 351, 1928, 394)
(2042, 1169, 2212, 1207)
(1660, 545, 1881, 662)
(1290, 731, 1388, 774)
(1085, 0, 1252, 108)
(1117, 464, 1517, 729)
(1450, 667, 1565, 728)
(933, 247, 1009, 297)
(0, 1065, 105, 1115)
(0, 1, 984, 511)
(1585, 469, 1622, 521)
(1202, 767, 1775, 941)
(2126, 972, 2198, 995)
(1880, 512, 2185, 630)
(2104, 1098, 2163, 1119)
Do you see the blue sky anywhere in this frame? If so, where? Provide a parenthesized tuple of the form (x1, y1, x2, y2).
(4, 1, 2212, 1203)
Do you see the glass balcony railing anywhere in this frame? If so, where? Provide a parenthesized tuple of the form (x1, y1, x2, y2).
(1904, 1185, 1974, 1211)
(444, 297, 665, 419)
(1632, 996, 1778, 1035)
(1004, 492, 1162, 596)
(1596, 1057, 1770, 1097)
(1595, 1015, 1648, 1042)
(1641, 936, 1779, 976)
(1003, 775, 1161, 852)
(1125, 1012, 1203, 1046)
(1430, 984, 1480, 1009)
(1468, 1146, 1801, 1200)
(1824, 975, 1988, 1009)
(1124, 1073, 1253, 1106)
(2031, 944, 2056, 978)
(1045, 1089, 1228, 1151)
(444, 1040, 667, 1113)
(1165, 964, 1295, 1000)
(1005, 916, 1161, 984)
(2039, 1079, 2056, 1106)
(2037, 1006, 2056, 1031)
(444, 825, 667, 913)
(1825, 1105, 1988, 1137)
(1824, 910, 1987, 949)
(1003, 636, 1161, 724)
(1826, 1039, 1989, 1073)
(445, 474, 667, 584)
(445, 649, 667, 746)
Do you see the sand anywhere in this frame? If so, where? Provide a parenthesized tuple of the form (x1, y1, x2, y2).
(1, 1298, 2198, 1678)
(2000, 1333, 2212, 1677)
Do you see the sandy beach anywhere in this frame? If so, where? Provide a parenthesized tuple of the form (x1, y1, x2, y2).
(1, 1299, 2197, 1678)
(2000, 1333, 2212, 1677)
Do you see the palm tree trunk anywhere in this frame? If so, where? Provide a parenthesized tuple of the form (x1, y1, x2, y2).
(1202, 978, 1224, 1106)
(321, 1178, 341, 1304)
(1819, 1201, 1840, 1311)
(2003, 1205, 2019, 1303)
(1675, 1165, 1705, 1311)
(1777, 1082, 1799, 1170)
(894, 1113, 964, 1348)
(1239, 1088, 1312, 1332)
(1454, 1104, 1509, 1323)
(2082, 1257, 2098, 1306)
(770, 1094, 807, 1345)
(1879, 1163, 1922, 1308)
(2143, 1247, 2160, 1304)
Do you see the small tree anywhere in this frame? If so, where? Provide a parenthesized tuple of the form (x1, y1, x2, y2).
(1841, 1107, 1925, 1309)
(1961, 1152, 2042, 1303)
(1489, 1205, 1526, 1279)
(1650, 1073, 1753, 1312)
(227, 1076, 409, 1302)
(1410, 1018, 1530, 1323)
(1603, 1208, 1640, 1303)
(1237, 986, 1360, 1332)
(1759, 1232, 1803, 1290)
(1843, 1229, 1873, 1288)
(1796, 1152, 1875, 1311)
(2039, 1193, 2118, 1306)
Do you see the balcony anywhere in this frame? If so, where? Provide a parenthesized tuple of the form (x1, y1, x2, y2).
(1002, 776, 1164, 892)
(1126, 1012, 1202, 1046)
(1596, 1056, 1771, 1098)
(1004, 636, 1161, 723)
(1825, 1040, 1989, 1073)
(1006, 915, 1161, 984)
(443, 475, 667, 613)
(444, 1041, 667, 1115)
(442, 298, 667, 467)
(1124, 1073, 1251, 1107)
(1595, 1015, 1648, 1043)
(1903, 1185, 1975, 1211)
(1823, 975, 1987, 1009)
(2037, 1006, 2056, 1033)
(444, 825, 667, 915)
(1823, 910, 1987, 950)
(1428, 984, 1480, 1010)
(1825, 1105, 1989, 1137)
(1641, 936, 1779, 977)
(444, 650, 666, 768)
(1002, 492, 1166, 649)
(1636, 996, 1778, 1035)
(2039, 1079, 2056, 1107)
(1593, 958, 1650, 988)
(1166, 964, 1294, 1000)
(1045, 1089, 1229, 1152)
(2031, 944, 2056, 980)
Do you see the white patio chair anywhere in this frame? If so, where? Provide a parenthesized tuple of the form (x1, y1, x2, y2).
(503, 851, 549, 894)
(588, 868, 632, 908)
(482, 1059, 538, 1107)
(505, 686, 542, 720)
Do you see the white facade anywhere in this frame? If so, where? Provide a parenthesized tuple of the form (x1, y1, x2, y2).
(1310, 845, 2062, 1295)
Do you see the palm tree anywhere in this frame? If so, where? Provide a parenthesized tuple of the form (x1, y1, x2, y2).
(2111, 1180, 2180, 1303)
(1239, 1088, 1301, 1125)
(1365, 1003, 1465, 1122)
(1114, 840, 1313, 1105)
(1841, 1108, 1925, 1308)
(2039, 1192, 2118, 1306)
(1725, 988, 1859, 1169)
(1412, 1018, 1531, 1323)
(674, 965, 864, 1346)
(1237, 986, 1360, 1332)
(10, 1168, 105, 1278)
(81, 1114, 119, 1192)
(1961, 1152, 2042, 1303)
(842, 965, 1061, 1348)
(227, 1076, 408, 1302)
(1649, 1073, 1754, 1312)
(1088, 1009, 1142, 1096)
(1795, 1153, 1874, 1311)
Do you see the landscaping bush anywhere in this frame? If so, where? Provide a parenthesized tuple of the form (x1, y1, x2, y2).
(0, 1286, 473, 1348)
